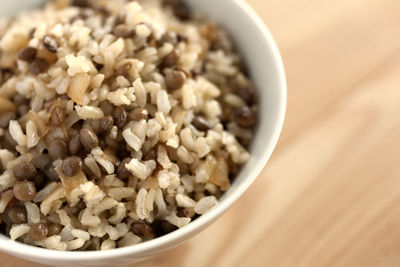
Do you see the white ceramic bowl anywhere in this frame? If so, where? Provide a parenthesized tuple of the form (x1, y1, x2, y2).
(0, 0, 286, 266)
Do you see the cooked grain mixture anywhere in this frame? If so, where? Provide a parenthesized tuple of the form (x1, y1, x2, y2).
(0, 0, 257, 251)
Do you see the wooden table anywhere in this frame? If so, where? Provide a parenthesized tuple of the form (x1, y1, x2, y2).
(3, 0, 400, 266)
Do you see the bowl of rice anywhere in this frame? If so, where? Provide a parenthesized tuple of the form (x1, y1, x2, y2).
(0, 0, 286, 266)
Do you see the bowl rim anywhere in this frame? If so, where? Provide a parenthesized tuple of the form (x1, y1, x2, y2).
(0, 0, 287, 261)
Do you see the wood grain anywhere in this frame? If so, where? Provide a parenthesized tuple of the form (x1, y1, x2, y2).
(3, 0, 400, 266)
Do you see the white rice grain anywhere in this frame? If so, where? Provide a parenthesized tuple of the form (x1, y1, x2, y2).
(122, 128, 142, 152)
(194, 196, 218, 214)
(101, 239, 116, 250)
(75, 105, 105, 120)
(26, 120, 39, 148)
(9, 120, 27, 146)
(24, 202, 41, 225)
(125, 158, 154, 179)
(65, 54, 92, 76)
(157, 90, 171, 114)
(117, 232, 141, 247)
(10, 224, 30, 240)
(176, 194, 196, 208)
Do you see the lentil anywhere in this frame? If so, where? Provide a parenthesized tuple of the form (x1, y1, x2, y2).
(13, 181, 36, 201)
(72, 0, 90, 8)
(192, 116, 211, 131)
(129, 108, 148, 121)
(69, 134, 82, 155)
(99, 115, 114, 134)
(117, 158, 131, 179)
(131, 221, 154, 239)
(234, 106, 256, 128)
(47, 223, 62, 236)
(3, 130, 17, 151)
(238, 86, 255, 105)
(0, 112, 16, 128)
(79, 128, 99, 150)
(143, 148, 156, 161)
(162, 50, 179, 68)
(113, 24, 133, 38)
(42, 35, 58, 53)
(112, 106, 127, 129)
(177, 33, 188, 43)
(159, 32, 178, 46)
(165, 70, 186, 91)
(17, 105, 29, 116)
(18, 47, 37, 62)
(48, 139, 68, 159)
(13, 162, 37, 181)
(7, 206, 27, 224)
(29, 58, 49, 75)
(33, 173, 45, 189)
(43, 164, 59, 181)
(151, 220, 177, 237)
(28, 222, 48, 241)
(61, 156, 82, 177)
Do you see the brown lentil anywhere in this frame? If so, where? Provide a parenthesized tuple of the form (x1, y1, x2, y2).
(117, 158, 131, 179)
(99, 115, 114, 134)
(129, 108, 149, 121)
(115, 63, 131, 77)
(7, 206, 27, 224)
(69, 134, 82, 155)
(151, 220, 177, 237)
(29, 58, 49, 75)
(114, 13, 125, 26)
(112, 106, 127, 129)
(162, 50, 179, 68)
(99, 101, 113, 116)
(0, 112, 16, 128)
(177, 33, 188, 43)
(50, 106, 65, 126)
(143, 148, 156, 161)
(28, 222, 48, 241)
(43, 164, 60, 181)
(13, 94, 28, 105)
(234, 106, 256, 128)
(131, 221, 154, 239)
(17, 105, 29, 117)
(13, 162, 37, 181)
(165, 0, 190, 20)
(42, 35, 58, 53)
(61, 156, 82, 177)
(238, 86, 255, 105)
(48, 139, 68, 159)
(3, 130, 18, 151)
(47, 223, 62, 236)
(71, 0, 90, 8)
(113, 24, 133, 38)
(159, 32, 178, 46)
(165, 70, 186, 91)
(79, 128, 99, 150)
(32, 173, 45, 189)
(18, 47, 37, 62)
(192, 116, 211, 131)
(94, 62, 104, 71)
(13, 181, 36, 201)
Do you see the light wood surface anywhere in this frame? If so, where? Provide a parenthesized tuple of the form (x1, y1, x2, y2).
(3, 0, 400, 266)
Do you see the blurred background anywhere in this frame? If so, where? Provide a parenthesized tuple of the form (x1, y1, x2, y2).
(3, 0, 400, 266)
